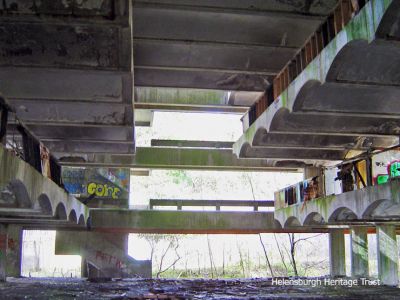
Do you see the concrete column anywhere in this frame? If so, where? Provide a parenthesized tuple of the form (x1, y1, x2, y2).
(6, 225, 22, 277)
(329, 229, 346, 277)
(0, 225, 7, 281)
(56, 230, 151, 278)
(350, 227, 369, 278)
(377, 225, 399, 286)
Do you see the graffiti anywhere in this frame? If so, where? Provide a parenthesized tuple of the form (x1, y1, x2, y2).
(95, 250, 123, 269)
(375, 161, 400, 185)
(7, 238, 16, 251)
(62, 167, 129, 201)
(87, 183, 121, 199)
(372, 150, 400, 185)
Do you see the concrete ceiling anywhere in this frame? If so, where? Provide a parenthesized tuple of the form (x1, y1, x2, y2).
(1, 0, 346, 166)
(234, 0, 400, 168)
(132, 0, 339, 91)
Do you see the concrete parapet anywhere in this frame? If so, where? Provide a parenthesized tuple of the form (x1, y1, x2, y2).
(0, 145, 88, 227)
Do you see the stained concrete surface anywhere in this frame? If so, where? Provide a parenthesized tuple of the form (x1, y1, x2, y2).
(0, 277, 399, 299)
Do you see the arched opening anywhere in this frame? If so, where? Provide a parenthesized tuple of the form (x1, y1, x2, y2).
(54, 203, 67, 220)
(328, 207, 357, 223)
(274, 219, 282, 229)
(303, 212, 325, 226)
(362, 199, 399, 218)
(38, 194, 52, 215)
(78, 214, 85, 226)
(284, 216, 301, 228)
(3, 180, 32, 208)
(68, 209, 77, 224)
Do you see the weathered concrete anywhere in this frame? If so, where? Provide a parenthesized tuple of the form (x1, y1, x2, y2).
(0, 0, 135, 157)
(275, 178, 400, 228)
(132, 0, 335, 91)
(376, 225, 399, 286)
(5, 225, 22, 277)
(350, 227, 369, 278)
(0, 224, 6, 281)
(56, 146, 303, 171)
(234, 0, 399, 164)
(55, 231, 151, 278)
(329, 229, 346, 277)
(86, 209, 326, 234)
(0, 145, 88, 227)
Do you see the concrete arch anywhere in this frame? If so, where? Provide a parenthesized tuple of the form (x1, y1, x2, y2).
(274, 219, 282, 230)
(68, 209, 77, 224)
(238, 142, 251, 158)
(328, 207, 358, 223)
(284, 216, 301, 228)
(326, 39, 400, 86)
(291, 80, 322, 112)
(269, 107, 290, 132)
(4, 179, 32, 208)
(55, 202, 67, 220)
(376, 0, 400, 40)
(362, 199, 394, 219)
(38, 194, 53, 215)
(252, 127, 268, 146)
(78, 214, 85, 226)
(303, 212, 325, 226)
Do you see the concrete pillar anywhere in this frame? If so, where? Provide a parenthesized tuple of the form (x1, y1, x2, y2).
(350, 227, 369, 277)
(0, 225, 7, 281)
(377, 225, 399, 286)
(6, 225, 22, 277)
(329, 229, 346, 277)
(55, 230, 151, 278)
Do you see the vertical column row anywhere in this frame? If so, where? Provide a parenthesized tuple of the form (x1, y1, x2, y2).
(329, 226, 399, 286)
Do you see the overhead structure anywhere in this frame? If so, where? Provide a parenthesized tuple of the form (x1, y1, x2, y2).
(234, 1, 400, 167)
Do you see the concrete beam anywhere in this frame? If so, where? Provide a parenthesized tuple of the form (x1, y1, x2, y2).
(56, 146, 303, 171)
(0, 67, 132, 104)
(0, 22, 129, 71)
(134, 38, 296, 75)
(132, 0, 338, 16)
(0, 0, 128, 19)
(149, 199, 274, 210)
(270, 112, 400, 138)
(135, 87, 229, 106)
(135, 87, 262, 108)
(240, 146, 346, 161)
(134, 67, 272, 91)
(252, 133, 397, 151)
(37, 140, 134, 154)
(329, 229, 346, 277)
(8, 100, 132, 126)
(377, 225, 399, 286)
(350, 227, 369, 278)
(8, 124, 134, 142)
(150, 140, 234, 149)
(134, 103, 248, 113)
(90, 209, 278, 234)
(132, 4, 324, 48)
(294, 82, 400, 117)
